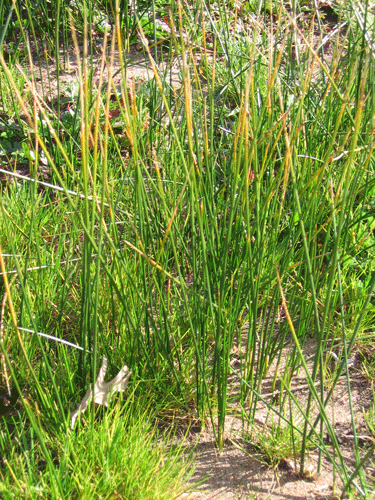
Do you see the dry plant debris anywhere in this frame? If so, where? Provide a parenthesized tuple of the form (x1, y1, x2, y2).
(70, 356, 132, 429)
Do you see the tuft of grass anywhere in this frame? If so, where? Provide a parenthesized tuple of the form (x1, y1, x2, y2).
(247, 416, 306, 470)
(0, 395, 194, 499)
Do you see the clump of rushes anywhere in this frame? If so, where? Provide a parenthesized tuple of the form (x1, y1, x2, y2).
(0, 0, 375, 497)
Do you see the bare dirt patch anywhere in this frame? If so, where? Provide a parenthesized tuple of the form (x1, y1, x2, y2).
(24, 42, 182, 103)
(175, 335, 374, 500)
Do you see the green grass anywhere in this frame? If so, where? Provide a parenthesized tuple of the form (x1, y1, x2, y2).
(0, 392, 193, 499)
(1, 0, 375, 497)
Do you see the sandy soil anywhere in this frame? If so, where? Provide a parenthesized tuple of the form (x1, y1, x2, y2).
(174, 334, 374, 500)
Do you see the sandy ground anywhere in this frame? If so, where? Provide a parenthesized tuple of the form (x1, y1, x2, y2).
(177, 337, 374, 500)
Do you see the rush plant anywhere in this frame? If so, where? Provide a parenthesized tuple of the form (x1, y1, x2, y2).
(1, 0, 375, 497)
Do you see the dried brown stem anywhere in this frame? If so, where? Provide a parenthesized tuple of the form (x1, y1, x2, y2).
(0, 290, 11, 397)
